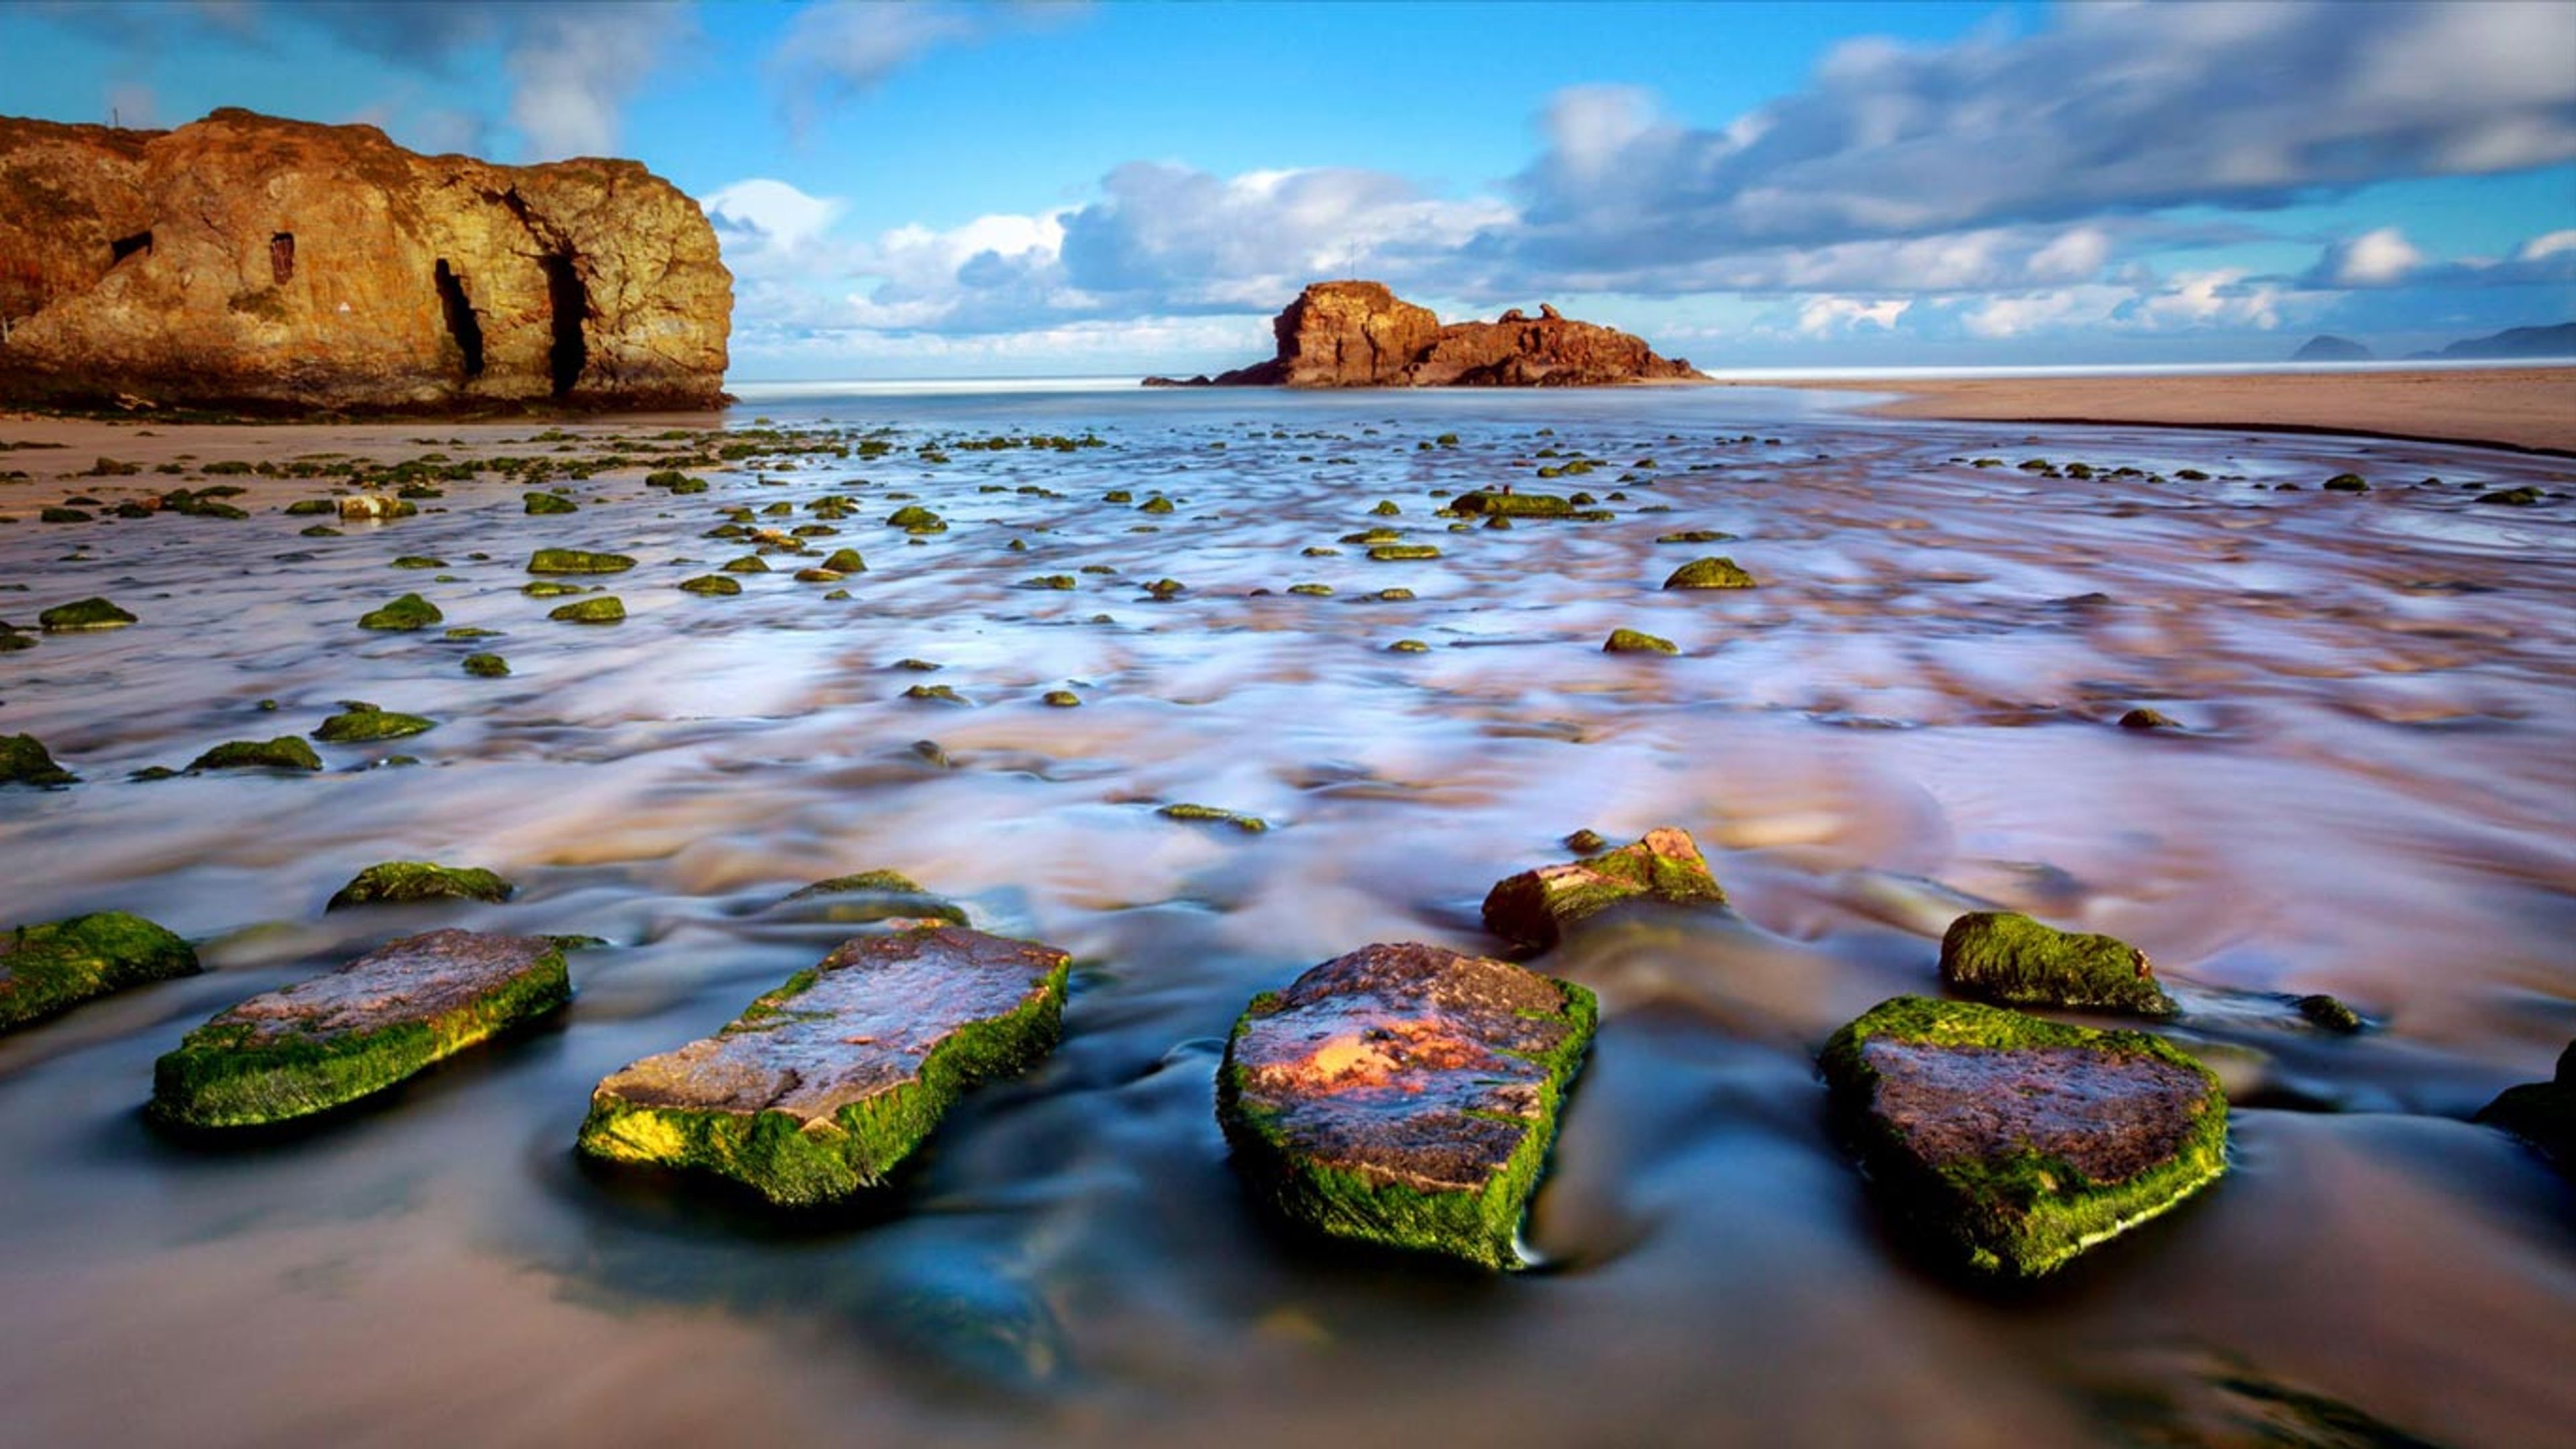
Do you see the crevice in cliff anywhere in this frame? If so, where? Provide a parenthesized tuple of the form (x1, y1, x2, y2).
(270, 232, 294, 285)
(433, 258, 485, 377)
(110, 230, 152, 265)
(541, 251, 588, 397)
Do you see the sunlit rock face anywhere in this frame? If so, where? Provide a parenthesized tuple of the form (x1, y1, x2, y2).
(1153, 280, 1703, 388)
(0, 108, 730, 412)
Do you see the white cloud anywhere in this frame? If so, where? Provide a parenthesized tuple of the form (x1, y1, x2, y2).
(505, 3, 684, 159)
(1796, 297, 1909, 337)
(2320, 227, 2424, 286)
(2516, 229, 2576, 262)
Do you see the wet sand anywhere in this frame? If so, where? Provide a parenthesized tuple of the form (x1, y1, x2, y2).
(1747, 365, 2576, 455)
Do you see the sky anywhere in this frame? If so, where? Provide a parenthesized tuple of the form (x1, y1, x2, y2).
(3, 0, 2573, 380)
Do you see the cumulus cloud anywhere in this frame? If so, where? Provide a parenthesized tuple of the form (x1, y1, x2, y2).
(2302, 224, 2576, 290)
(774, 1, 1083, 128)
(503, 4, 686, 158)
(1796, 297, 1910, 337)
(2314, 227, 2424, 286)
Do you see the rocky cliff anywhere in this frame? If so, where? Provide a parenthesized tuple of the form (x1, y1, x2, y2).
(0, 109, 730, 412)
(1148, 280, 1702, 388)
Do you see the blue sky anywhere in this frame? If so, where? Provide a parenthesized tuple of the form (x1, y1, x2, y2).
(5, 1, 2572, 378)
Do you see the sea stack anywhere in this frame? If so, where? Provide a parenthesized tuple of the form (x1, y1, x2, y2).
(0, 108, 731, 411)
(1150, 280, 1703, 388)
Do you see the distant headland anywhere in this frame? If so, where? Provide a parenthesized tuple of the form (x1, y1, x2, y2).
(0, 108, 732, 414)
(1145, 280, 1704, 388)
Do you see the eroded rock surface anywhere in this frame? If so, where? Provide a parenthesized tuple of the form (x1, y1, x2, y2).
(152, 928, 568, 1127)
(1481, 826, 1726, 950)
(577, 926, 1069, 1205)
(1150, 280, 1701, 388)
(1217, 941, 1597, 1269)
(0, 108, 729, 411)
(1821, 996, 2226, 1275)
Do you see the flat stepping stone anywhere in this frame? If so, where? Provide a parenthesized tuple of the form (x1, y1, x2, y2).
(1821, 996, 2226, 1276)
(1219, 942, 1596, 1269)
(1940, 911, 2178, 1017)
(1450, 491, 1574, 518)
(1481, 825, 1725, 950)
(1, 911, 199, 1032)
(152, 928, 570, 1128)
(576, 926, 1069, 1205)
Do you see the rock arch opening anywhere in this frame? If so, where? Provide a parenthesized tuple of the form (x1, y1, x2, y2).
(110, 230, 152, 265)
(433, 258, 484, 377)
(540, 251, 588, 397)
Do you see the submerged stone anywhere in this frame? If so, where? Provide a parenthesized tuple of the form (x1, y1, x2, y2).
(1367, 543, 1440, 561)
(1, 911, 199, 1032)
(187, 737, 323, 772)
(38, 596, 136, 631)
(2475, 486, 2541, 506)
(1940, 911, 2178, 1018)
(887, 505, 947, 533)
(522, 580, 584, 598)
(1655, 529, 1735, 543)
(821, 547, 867, 574)
(1820, 996, 2227, 1276)
(326, 861, 516, 911)
(1388, 639, 1430, 653)
(1603, 628, 1677, 655)
(357, 592, 441, 631)
(1042, 690, 1081, 708)
(778, 870, 969, 927)
(1450, 491, 1573, 518)
(1663, 557, 1758, 590)
(2322, 473, 2369, 493)
(313, 704, 435, 743)
(549, 596, 625, 624)
(678, 574, 742, 596)
(1481, 826, 1725, 951)
(524, 491, 578, 515)
(1157, 802, 1268, 833)
(2474, 1041, 2573, 1175)
(1217, 941, 1597, 1270)
(2294, 994, 2365, 1033)
(2118, 708, 2182, 730)
(1, 733, 77, 788)
(462, 652, 509, 678)
(527, 548, 636, 574)
(151, 928, 570, 1128)
(576, 926, 1069, 1205)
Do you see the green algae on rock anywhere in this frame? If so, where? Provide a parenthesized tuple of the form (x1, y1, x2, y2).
(1819, 995, 2227, 1276)
(1042, 690, 1081, 708)
(1663, 557, 1758, 590)
(576, 926, 1069, 1205)
(2118, 708, 2182, 730)
(187, 737, 323, 772)
(1217, 941, 1597, 1270)
(1481, 826, 1725, 951)
(326, 861, 516, 912)
(777, 869, 970, 928)
(38, 596, 136, 631)
(2294, 994, 2365, 1034)
(1603, 628, 1677, 655)
(820, 548, 867, 574)
(678, 574, 742, 596)
(2474, 1040, 2573, 1175)
(887, 505, 947, 533)
(150, 928, 570, 1129)
(523, 491, 578, 515)
(1, 911, 199, 1033)
(462, 652, 509, 678)
(549, 596, 626, 624)
(357, 593, 441, 631)
(527, 548, 636, 574)
(1450, 491, 1574, 518)
(1158, 802, 1269, 833)
(1939, 911, 2178, 1018)
(1367, 543, 1440, 561)
(313, 704, 435, 743)
(1, 733, 78, 787)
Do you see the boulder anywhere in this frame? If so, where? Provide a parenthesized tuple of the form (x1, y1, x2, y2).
(0, 732, 76, 787)
(186, 736, 323, 772)
(38, 596, 135, 631)
(0, 109, 729, 412)
(1157, 280, 1701, 389)
(576, 926, 1069, 1205)
(2474, 1040, 2573, 1174)
(1821, 996, 2227, 1275)
(151, 928, 570, 1127)
(1481, 826, 1725, 950)
(1939, 911, 2178, 1017)
(1, 910, 199, 1032)
(1663, 557, 1758, 590)
(312, 703, 435, 743)
(1216, 941, 1597, 1269)
(1449, 490, 1574, 518)
(325, 861, 515, 911)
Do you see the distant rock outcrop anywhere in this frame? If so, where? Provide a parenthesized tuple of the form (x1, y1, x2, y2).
(2406, 321, 2576, 362)
(1146, 280, 1703, 388)
(2290, 334, 2373, 362)
(0, 109, 731, 412)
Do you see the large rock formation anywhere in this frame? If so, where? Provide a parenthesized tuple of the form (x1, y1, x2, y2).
(0, 109, 729, 412)
(1148, 280, 1703, 388)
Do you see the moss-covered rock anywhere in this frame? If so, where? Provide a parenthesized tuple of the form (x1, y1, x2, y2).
(1157, 802, 1268, 833)
(0, 911, 199, 1033)
(887, 505, 947, 533)
(720, 553, 771, 574)
(1042, 690, 1081, 708)
(524, 491, 578, 515)
(1217, 941, 1596, 1270)
(1603, 628, 1677, 655)
(313, 704, 435, 743)
(549, 596, 626, 624)
(357, 592, 441, 631)
(903, 683, 967, 704)
(777, 870, 969, 927)
(326, 861, 515, 911)
(2474, 1040, 2573, 1175)
(1939, 911, 2178, 1017)
(1655, 529, 1735, 544)
(1389, 639, 1430, 653)
(678, 574, 742, 596)
(1663, 557, 1758, 590)
(821, 548, 867, 574)
(2118, 708, 2182, 730)
(390, 555, 446, 570)
(462, 652, 509, 678)
(38, 596, 136, 631)
(1, 733, 77, 787)
(522, 580, 583, 598)
(2322, 473, 2369, 493)
(187, 737, 323, 772)
(2475, 486, 2542, 506)
(1368, 543, 1440, 561)
(2294, 994, 2365, 1033)
(1820, 996, 2227, 1276)
(150, 928, 570, 1128)
(527, 547, 635, 574)
(1450, 491, 1573, 518)
(576, 926, 1069, 1205)
(1138, 496, 1175, 515)
(1481, 826, 1724, 951)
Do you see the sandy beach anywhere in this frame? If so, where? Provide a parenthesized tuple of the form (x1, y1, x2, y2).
(1752, 364, 2576, 455)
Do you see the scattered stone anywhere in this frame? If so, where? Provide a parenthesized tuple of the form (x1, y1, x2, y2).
(821, 547, 867, 574)
(2118, 708, 2182, 730)
(151, 928, 570, 1128)
(462, 652, 509, 678)
(1450, 490, 1576, 518)
(38, 596, 136, 631)
(0, 911, 199, 1032)
(2475, 486, 2541, 506)
(1940, 911, 2178, 1018)
(904, 684, 967, 704)
(2322, 473, 2369, 493)
(337, 494, 417, 521)
(1603, 628, 1677, 655)
(186, 737, 323, 772)
(356, 592, 441, 631)
(720, 554, 771, 574)
(1368, 543, 1440, 561)
(1664, 557, 1758, 590)
(1481, 826, 1725, 951)
(313, 704, 435, 743)
(888, 505, 947, 533)
(1, 733, 77, 787)
(527, 548, 636, 574)
(576, 926, 1069, 1205)
(524, 491, 578, 515)
(523, 580, 584, 598)
(1216, 941, 1597, 1269)
(1138, 497, 1175, 515)
(1654, 529, 1734, 543)
(2474, 1040, 2573, 1174)
(1023, 574, 1076, 590)
(326, 861, 515, 911)
(1388, 639, 1430, 653)
(390, 555, 445, 570)
(2294, 994, 2365, 1034)
(678, 574, 742, 596)
(1562, 829, 1608, 855)
(549, 596, 626, 624)
(1042, 690, 1081, 708)
(1158, 803, 1268, 833)
(778, 870, 969, 927)
(1820, 995, 2227, 1275)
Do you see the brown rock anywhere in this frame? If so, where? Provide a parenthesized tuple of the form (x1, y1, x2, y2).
(1163, 280, 1701, 389)
(1481, 825, 1727, 950)
(0, 109, 729, 412)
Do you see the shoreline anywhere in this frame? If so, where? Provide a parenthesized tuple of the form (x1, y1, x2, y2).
(1732, 364, 2576, 456)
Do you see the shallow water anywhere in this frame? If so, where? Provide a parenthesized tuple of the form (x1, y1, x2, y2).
(2, 387, 2571, 1447)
